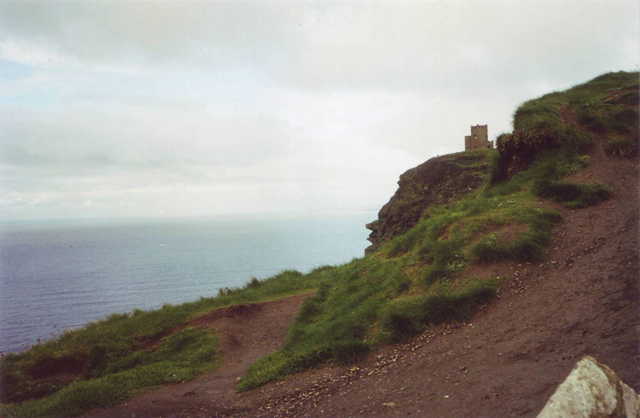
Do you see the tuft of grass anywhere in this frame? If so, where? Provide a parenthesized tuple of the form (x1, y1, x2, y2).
(380, 296, 426, 342)
(421, 279, 498, 324)
(380, 278, 499, 342)
(532, 180, 612, 208)
(470, 234, 544, 263)
(606, 137, 638, 158)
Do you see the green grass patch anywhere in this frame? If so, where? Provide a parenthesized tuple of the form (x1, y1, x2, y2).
(237, 174, 562, 390)
(606, 137, 639, 158)
(380, 278, 499, 342)
(532, 180, 612, 208)
(1, 328, 219, 418)
(497, 71, 638, 178)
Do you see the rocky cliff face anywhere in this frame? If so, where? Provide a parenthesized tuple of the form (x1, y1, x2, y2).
(365, 151, 494, 254)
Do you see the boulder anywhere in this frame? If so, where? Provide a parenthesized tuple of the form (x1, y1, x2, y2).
(537, 356, 640, 418)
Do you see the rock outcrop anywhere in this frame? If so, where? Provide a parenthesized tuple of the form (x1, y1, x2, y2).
(365, 151, 493, 254)
(537, 356, 640, 418)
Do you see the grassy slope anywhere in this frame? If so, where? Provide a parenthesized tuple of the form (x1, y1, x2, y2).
(496, 71, 638, 177)
(1, 71, 637, 417)
(501, 71, 637, 208)
(0, 270, 329, 417)
(366, 150, 494, 251)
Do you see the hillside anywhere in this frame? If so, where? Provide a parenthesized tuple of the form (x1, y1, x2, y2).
(365, 150, 494, 254)
(1, 71, 638, 418)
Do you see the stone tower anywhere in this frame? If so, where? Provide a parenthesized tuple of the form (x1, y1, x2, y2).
(464, 125, 493, 151)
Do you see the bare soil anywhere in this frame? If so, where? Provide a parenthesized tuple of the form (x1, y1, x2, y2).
(88, 156, 639, 418)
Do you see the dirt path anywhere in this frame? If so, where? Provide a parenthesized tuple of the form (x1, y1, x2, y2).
(88, 293, 311, 418)
(88, 156, 639, 418)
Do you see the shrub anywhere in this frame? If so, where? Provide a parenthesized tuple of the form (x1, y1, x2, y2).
(381, 297, 425, 342)
(243, 277, 261, 289)
(422, 280, 498, 324)
(532, 180, 612, 208)
(606, 138, 638, 158)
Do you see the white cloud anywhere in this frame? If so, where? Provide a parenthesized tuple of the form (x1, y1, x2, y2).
(0, 0, 638, 221)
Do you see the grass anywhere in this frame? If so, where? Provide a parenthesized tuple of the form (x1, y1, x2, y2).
(1, 328, 219, 418)
(531, 180, 612, 209)
(235, 73, 636, 392)
(605, 137, 638, 158)
(381, 278, 499, 342)
(496, 71, 639, 181)
(236, 182, 563, 390)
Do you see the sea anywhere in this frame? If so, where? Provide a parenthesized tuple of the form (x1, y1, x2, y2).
(0, 213, 374, 354)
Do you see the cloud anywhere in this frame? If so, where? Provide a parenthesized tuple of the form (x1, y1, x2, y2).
(0, 0, 638, 221)
(277, 1, 639, 92)
(0, 1, 301, 75)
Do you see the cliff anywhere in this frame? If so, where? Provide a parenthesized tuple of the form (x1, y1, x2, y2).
(366, 71, 639, 255)
(365, 150, 494, 254)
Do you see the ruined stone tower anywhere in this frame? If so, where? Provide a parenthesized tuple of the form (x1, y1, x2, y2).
(464, 124, 493, 151)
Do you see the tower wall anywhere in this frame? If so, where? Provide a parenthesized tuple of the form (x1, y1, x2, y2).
(464, 125, 492, 151)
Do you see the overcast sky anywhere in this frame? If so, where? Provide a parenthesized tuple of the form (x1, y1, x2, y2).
(0, 0, 638, 221)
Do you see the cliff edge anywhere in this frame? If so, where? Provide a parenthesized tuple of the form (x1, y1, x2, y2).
(365, 150, 494, 254)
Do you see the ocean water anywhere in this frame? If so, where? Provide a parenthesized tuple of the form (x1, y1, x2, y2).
(0, 213, 374, 354)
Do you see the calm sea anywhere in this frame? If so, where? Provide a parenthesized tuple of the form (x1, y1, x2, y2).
(0, 213, 374, 354)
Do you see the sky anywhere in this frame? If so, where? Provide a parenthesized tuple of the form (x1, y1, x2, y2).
(0, 0, 638, 222)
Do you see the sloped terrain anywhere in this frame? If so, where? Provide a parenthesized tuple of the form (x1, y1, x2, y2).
(365, 151, 494, 254)
(84, 153, 638, 418)
(220, 155, 639, 418)
(83, 71, 638, 418)
(2, 71, 638, 418)
(88, 294, 310, 418)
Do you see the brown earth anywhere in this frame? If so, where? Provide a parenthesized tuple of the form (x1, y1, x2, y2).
(88, 155, 639, 418)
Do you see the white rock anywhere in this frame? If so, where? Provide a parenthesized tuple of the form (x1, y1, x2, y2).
(537, 355, 640, 418)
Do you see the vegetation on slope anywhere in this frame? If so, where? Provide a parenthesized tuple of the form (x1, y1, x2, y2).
(238, 71, 637, 390)
(366, 150, 495, 253)
(237, 168, 560, 390)
(0, 270, 326, 417)
(1, 71, 636, 417)
(495, 71, 639, 181)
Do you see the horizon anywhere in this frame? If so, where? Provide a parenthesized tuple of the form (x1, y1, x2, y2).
(1, 0, 638, 222)
(0, 208, 380, 226)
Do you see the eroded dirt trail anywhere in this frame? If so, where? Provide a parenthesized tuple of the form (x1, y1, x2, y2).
(88, 293, 310, 418)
